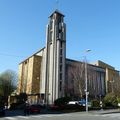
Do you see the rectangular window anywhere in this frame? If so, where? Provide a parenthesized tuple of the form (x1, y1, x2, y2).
(60, 73, 62, 80)
(50, 20, 53, 30)
(60, 57, 62, 63)
(59, 23, 61, 30)
(60, 49, 62, 55)
(59, 33, 61, 39)
(60, 81, 62, 91)
(60, 65, 62, 72)
(50, 31, 53, 42)
(60, 41, 62, 48)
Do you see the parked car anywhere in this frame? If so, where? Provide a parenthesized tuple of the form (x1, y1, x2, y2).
(0, 106, 5, 116)
(29, 104, 41, 114)
(68, 101, 79, 105)
(49, 104, 59, 110)
(79, 100, 91, 107)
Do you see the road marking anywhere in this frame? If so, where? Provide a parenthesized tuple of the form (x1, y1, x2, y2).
(4, 117, 16, 120)
(102, 113, 120, 119)
(3, 113, 72, 120)
(17, 116, 29, 119)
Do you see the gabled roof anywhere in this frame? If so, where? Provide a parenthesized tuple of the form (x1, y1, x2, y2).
(19, 47, 45, 64)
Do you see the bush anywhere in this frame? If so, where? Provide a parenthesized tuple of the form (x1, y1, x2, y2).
(54, 97, 71, 106)
(103, 93, 118, 108)
(91, 99, 100, 108)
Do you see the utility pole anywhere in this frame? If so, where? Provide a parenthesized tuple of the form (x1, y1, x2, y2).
(84, 49, 91, 112)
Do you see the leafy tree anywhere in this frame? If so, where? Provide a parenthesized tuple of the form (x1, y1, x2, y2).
(0, 69, 17, 103)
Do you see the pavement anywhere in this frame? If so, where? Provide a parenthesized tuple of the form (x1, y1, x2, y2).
(89, 108, 120, 114)
(1, 109, 120, 120)
(4, 108, 120, 117)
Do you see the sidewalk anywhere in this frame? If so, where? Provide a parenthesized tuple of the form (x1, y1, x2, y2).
(89, 109, 120, 115)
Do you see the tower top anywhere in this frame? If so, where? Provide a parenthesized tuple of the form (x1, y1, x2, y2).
(49, 9, 64, 18)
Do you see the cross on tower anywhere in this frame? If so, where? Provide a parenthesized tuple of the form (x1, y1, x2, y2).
(55, 0, 59, 9)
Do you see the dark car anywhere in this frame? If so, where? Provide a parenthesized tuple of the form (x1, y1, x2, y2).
(29, 104, 41, 114)
(0, 106, 5, 116)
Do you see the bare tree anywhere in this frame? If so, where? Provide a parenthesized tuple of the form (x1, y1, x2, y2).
(67, 61, 85, 99)
(67, 60, 105, 100)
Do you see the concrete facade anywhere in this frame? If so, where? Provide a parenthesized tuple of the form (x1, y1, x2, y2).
(45, 10, 66, 104)
(18, 54, 42, 103)
(94, 60, 120, 94)
(17, 10, 120, 105)
(65, 59, 106, 99)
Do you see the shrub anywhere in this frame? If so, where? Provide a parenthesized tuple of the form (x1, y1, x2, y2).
(103, 93, 118, 108)
(91, 99, 100, 107)
(117, 97, 120, 103)
(54, 97, 71, 106)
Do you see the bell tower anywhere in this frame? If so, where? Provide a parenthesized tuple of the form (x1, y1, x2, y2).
(45, 10, 66, 104)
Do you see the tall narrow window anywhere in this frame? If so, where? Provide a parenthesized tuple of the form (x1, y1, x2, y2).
(60, 73, 62, 80)
(60, 49, 62, 55)
(60, 41, 62, 48)
(60, 81, 62, 91)
(60, 57, 62, 63)
(50, 20, 53, 30)
(60, 65, 62, 72)
(59, 33, 61, 39)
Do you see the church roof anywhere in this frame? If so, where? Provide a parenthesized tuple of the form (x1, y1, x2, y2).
(49, 9, 65, 17)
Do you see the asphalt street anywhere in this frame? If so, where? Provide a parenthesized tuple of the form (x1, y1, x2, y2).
(1, 110, 120, 120)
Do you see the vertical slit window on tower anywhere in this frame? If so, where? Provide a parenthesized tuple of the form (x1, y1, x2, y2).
(60, 49, 62, 55)
(60, 73, 62, 80)
(59, 33, 61, 39)
(60, 57, 62, 63)
(61, 32, 63, 40)
(60, 81, 62, 91)
(60, 65, 62, 71)
(60, 41, 62, 48)
(50, 31, 53, 42)
(59, 23, 61, 30)
(50, 20, 53, 30)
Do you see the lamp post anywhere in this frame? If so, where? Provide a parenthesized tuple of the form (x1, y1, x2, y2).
(84, 49, 91, 112)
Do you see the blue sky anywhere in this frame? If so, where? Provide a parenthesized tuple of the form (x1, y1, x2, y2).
(0, 0, 120, 73)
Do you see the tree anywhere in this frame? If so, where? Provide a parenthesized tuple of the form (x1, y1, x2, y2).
(67, 60, 103, 100)
(67, 61, 85, 99)
(103, 93, 118, 107)
(0, 69, 17, 98)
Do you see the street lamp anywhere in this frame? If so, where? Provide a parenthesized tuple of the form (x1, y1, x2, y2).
(84, 49, 91, 112)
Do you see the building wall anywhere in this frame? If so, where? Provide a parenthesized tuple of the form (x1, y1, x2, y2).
(18, 64, 23, 93)
(18, 55, 42, 95)
(94, 60, 120, 93)
(26, 57, 34, 94)
(32, 55, 41, 94)
(65, 59, 106, 99)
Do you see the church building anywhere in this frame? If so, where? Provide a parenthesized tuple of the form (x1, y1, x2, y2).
(18, 10, 120, 105)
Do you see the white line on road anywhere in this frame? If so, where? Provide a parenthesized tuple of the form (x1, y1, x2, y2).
(102, 113, 120, 119)
(17, 116, 29, 119)
(3, 113, 72, 120)
(4, 117, 16, 120)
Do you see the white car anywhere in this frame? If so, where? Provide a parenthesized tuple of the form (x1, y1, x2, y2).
(68, 101, 79, 105)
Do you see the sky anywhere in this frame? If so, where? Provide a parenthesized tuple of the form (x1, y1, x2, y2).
(0, 0, 120, 73)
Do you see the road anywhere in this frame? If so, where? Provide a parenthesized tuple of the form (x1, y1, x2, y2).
(1, 111, 120, 120)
